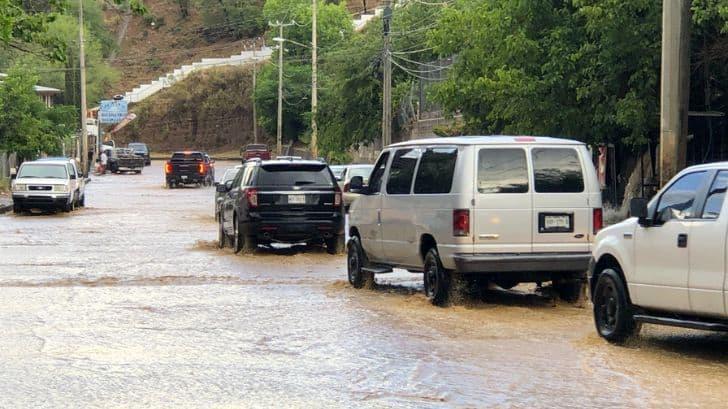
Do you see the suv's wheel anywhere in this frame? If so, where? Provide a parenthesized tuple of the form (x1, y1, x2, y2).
(232, 217, 256, 254)
(347, 236, 374, 289)
(554, 279, 585, 303)
(593, 268, 641, 343)
(326, 235, 345, 255)
(218, 217, 227, 249)
(424, 248, 452, 306)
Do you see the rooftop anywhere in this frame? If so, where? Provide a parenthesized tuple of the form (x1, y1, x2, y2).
(389, 135, 584, 147)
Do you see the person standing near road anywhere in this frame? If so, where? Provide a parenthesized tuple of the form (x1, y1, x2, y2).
(100, 150, 108, 174)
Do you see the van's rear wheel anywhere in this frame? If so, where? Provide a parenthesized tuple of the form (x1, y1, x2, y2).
(554, 279, 584, 303)
(424, 249, 452, 307)
(347, 236, 374, 289)
(593, 269, 640, 343)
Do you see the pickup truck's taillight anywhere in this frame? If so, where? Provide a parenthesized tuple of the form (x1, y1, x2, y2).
(198, 163, 205, 174)
(164, 162, 173, 174)
(593, 208, 603, 235)
(453, 209, 470, 237)
(246, 188, 258, 208)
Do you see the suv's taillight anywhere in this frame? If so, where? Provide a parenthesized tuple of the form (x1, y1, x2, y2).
(164, 162, 173, 174)
(593, 208, 603, 235)
(334, 191, 342, 207)
(453, 209, 470, 237)
(246, 188, 258, 208)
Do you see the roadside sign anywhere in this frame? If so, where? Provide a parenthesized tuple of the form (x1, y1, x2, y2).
(99, 100, 129, 124)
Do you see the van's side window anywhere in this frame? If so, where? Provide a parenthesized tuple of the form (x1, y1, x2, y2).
(702, 171, 728, 219)
(478, 148, 528, 193)
(414, 147, 458, 194)
(532, 148, 584, 193)
(368, 152, 390, 194)
(386, 149, 419, 195)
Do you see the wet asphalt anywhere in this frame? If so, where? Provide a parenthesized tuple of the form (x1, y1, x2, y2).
(0, 161, 726, 408)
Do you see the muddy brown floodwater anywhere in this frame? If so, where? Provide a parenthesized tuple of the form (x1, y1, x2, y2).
(0, 161, 726, 408)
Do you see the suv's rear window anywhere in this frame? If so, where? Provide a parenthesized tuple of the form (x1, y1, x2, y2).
(258, 164, 333, 187)
(532, 148, 584, 193)
(414, 147, 457, 194)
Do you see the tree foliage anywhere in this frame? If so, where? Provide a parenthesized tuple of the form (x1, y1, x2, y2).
(0, 69, 76, 159)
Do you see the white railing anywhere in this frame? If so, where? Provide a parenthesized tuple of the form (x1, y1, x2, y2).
(123, 47, 273, 104)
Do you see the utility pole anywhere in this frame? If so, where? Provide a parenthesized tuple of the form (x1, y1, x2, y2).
(659, 0, 691, 186)
(269, 21, 294, 155)
(311, 0, 319, 159)
(79, 0, 89, 175)
(381, 0, 392, 148)
(252, 46, 258, 144)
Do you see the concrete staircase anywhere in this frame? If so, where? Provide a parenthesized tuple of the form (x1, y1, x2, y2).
(353, 7, 384, 32)
(123, 47, 273, 104)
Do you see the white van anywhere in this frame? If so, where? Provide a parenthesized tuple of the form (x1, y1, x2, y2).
(347, 136, 602, 305)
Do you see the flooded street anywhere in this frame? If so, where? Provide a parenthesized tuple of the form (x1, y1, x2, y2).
(0, 161, 726, 408)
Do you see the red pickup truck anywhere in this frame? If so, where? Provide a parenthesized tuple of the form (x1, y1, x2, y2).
(241, 144, 271, 161)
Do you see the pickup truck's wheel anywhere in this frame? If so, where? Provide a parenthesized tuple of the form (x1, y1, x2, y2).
(232, 217, 256, 254)
(12, 204, 22, 214)
(79, 194, 85, 207)
(593, 269, 640, 343)
(424, 248, 452, 306)
(347, 236, 374, 289)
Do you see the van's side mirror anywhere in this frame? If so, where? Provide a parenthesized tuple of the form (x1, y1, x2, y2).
(349, 176, 366, 194)
(630, 197, 651, 226)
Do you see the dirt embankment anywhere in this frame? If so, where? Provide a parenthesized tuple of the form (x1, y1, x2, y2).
(114, 66, 270, 152)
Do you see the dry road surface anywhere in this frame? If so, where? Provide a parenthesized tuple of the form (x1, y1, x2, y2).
(0, 161, 726, 408)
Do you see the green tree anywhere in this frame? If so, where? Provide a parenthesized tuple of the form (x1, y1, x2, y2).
(0, 69, 76, 160)
(254, 62, 312, 143)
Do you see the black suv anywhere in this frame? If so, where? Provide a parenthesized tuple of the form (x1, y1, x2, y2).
(217, 159, 344, 254)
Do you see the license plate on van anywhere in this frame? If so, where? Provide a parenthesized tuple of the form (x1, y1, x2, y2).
(539, 213, 573, 233)
(288, 195, 306, 205)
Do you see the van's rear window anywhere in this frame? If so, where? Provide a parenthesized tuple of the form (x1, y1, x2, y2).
(532, 148, 585, 193)
(258, 164, 333, 187)
(414, 148, 458, 194)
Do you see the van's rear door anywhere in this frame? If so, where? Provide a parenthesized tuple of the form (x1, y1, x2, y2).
(530, 145, 590, 253)
(473, 146, 533, 254)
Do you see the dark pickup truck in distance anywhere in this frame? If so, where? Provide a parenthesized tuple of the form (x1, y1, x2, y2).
(164, 151, 214, 188)
(241, 144, 271, 162)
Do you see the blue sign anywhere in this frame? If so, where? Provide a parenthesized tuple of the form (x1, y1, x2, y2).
(99, 100, 128, 124)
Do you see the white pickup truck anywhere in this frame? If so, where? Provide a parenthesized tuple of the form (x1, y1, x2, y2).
(11, 159, 87, 213)
(590, 162, 728, 342)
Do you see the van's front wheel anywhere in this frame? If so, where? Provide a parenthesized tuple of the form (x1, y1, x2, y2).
(347, 236, 374, 289)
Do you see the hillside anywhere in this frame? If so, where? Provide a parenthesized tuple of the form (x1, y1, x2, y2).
(107, 0, 260, 94)
(113, 66, 267, 152)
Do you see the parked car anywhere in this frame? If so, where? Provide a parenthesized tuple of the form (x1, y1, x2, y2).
(128, 142, 151, 166)
(591, 162, 728, 343)
(164, 151, 215, 188)
(346, 136, 602, 306)
(241, 144, 271, 162)
(108, 148, 145, 174)
(215, 165, 243, 220)
(217, 158, 344, 254)
(11, 159, 87, 213)
(337, 164, 374, 211)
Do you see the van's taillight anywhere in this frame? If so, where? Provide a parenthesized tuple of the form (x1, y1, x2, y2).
(453, 209, 470, 237)
(246, 188, 258, 208)
(593, 208, 603, 235)
(164, 162, 173, 174)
